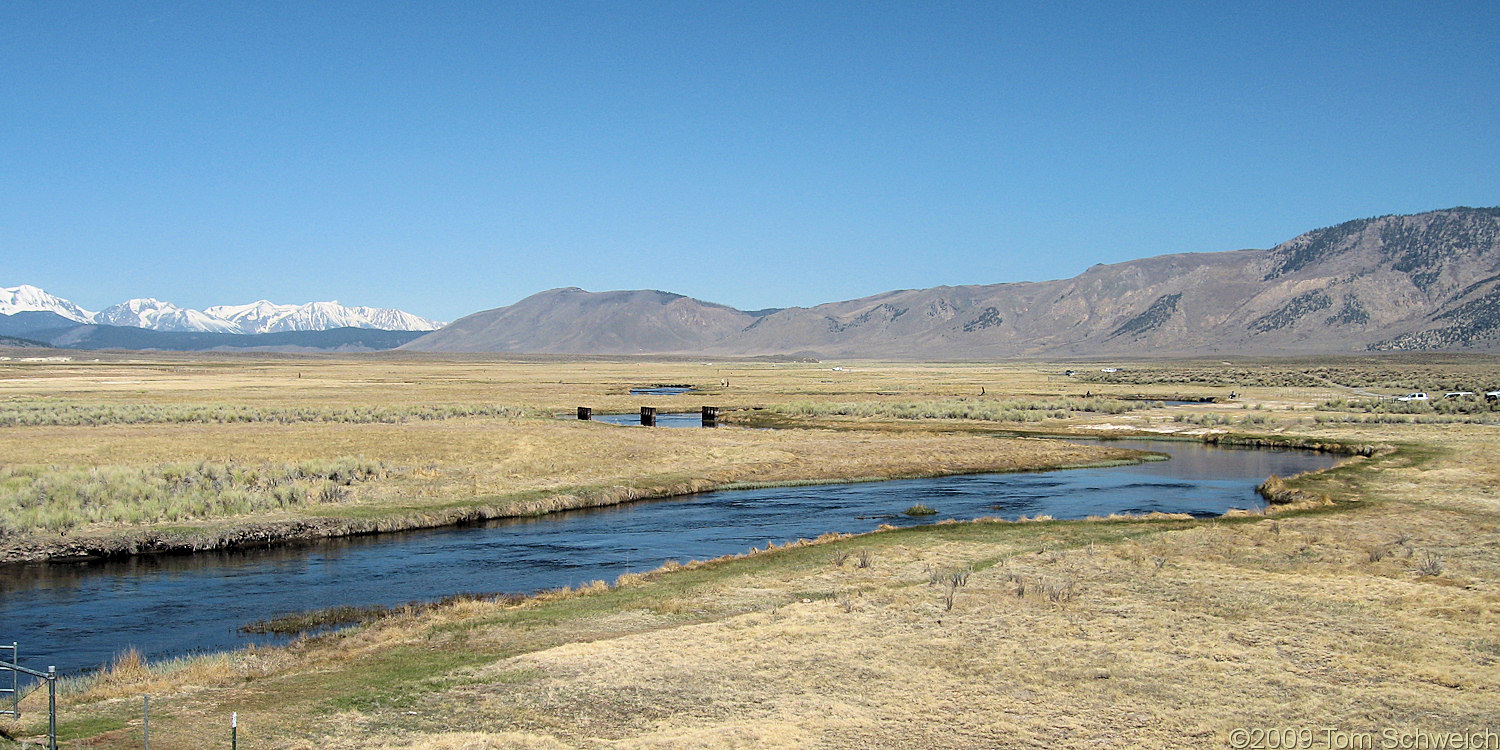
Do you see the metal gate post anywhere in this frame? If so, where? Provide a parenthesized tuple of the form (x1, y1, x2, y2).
(47, 666, 56, 750)
(1, 644, 62, 750)
(1, 643, 16, 717)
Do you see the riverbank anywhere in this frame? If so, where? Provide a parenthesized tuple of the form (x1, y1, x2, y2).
(9, 418, 1497, 749)
(3, 434, 1329, 678)
(0, 421, 1140, 564)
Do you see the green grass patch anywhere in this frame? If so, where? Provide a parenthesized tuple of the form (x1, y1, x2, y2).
(242, 592, 529, 636)
(319, 647, 507, 713)
(56, 714, 129, 741)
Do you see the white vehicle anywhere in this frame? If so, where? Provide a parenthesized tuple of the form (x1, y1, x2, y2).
(1443, 391, 1475, 399)
(1487, 390, 1500, 402)
(1396, 392, 1429, 402)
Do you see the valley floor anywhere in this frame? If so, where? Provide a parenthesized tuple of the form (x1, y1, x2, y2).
(2, 354, 1498, 748)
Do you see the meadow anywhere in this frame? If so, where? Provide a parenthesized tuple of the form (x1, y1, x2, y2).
(1, 352, 1498, 748)
(0, 355, 1175, 561)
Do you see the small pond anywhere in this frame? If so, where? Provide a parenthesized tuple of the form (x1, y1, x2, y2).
(628, 386, 693, 395)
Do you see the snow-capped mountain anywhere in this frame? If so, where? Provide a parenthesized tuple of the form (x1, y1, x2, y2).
(1, 285, 444, 334)
(96, 298, 243, 333)
(0, 285, 95, 323)
(202, 300, 294, 333)
(205, 301, 443, 334)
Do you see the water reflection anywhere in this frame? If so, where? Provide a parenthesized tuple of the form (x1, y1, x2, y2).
(590, 412, 708, 428)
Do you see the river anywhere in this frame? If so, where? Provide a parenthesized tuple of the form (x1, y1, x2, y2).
(0, 434, 1338, 676)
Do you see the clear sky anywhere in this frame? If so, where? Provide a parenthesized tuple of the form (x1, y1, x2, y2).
(3, 1, 1497, 322)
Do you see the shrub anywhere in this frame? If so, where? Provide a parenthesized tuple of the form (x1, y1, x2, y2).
(942, 584, 958, 612)
(1416, 550, 1445, 577)
(1041, 577, 1078, 603)
(946, 568, 972, 588)
(0, 400, 539, 428)
(764, 396, 1156, 423)
(0, 457, 388, 533)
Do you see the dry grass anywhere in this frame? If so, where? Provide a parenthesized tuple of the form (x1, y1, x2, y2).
(0, 417, 1133, 561)
(0, 355, 1080, 413)
(0, 356, 1163, 560)
(1, 456, 385, 532)
(2, 354, 1499, 748)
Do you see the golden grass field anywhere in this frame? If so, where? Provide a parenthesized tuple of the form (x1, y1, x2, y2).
(2, 352, 1498, 748)
(0, 355, 1150, 561)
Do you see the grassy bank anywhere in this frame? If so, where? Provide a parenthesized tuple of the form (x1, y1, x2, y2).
(0, 456, 386, 533)
(0, 417, 1138, 563)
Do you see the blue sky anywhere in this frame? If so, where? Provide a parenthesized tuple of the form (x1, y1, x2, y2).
(3, 2, 1497, 322)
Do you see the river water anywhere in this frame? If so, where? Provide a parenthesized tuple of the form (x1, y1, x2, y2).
(591, 411, 712, 427)
(0, 436, 1338, 676)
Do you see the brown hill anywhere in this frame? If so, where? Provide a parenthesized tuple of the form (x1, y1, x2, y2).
(402, 207, 1500, 358)
(403, 288, 758, 354)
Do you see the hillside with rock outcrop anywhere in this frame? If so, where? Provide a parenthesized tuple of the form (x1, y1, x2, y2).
(402, 207, 1500, 358)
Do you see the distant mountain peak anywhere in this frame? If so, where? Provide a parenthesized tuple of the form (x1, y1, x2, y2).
(205, 299, 443, 334)
(95, 298, 242, 333)
(0, 285, 96, 322)
(3, 286, 444, 335)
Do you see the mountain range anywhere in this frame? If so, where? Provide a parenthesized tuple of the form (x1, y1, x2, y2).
(0, 287, 443, 335)
(7, 207, 1498, 357)
(0, 287, 444, 352)
(402, 206, 1500, 358)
